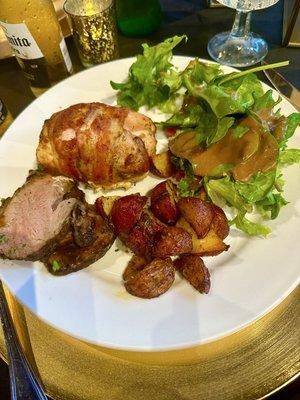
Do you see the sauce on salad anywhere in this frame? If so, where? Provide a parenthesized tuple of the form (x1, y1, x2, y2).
(170, 115, 279, 182)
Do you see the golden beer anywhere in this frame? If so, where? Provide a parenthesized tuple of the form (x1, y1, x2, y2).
(0, 0, 73, 96)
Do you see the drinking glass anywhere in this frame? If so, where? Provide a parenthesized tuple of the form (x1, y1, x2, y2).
(64, 0, 119, 68)
(207, 0, 279, 67)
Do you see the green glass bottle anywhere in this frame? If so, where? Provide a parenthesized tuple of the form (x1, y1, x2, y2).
(116, 0, 162, 37)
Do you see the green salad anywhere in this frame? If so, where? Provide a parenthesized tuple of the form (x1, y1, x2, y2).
(111, 36, 300, 236)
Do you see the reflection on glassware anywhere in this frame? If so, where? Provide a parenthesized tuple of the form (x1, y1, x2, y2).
(207, 0, 279, 67)
(116, 0, 162, 37)
(64, 0, 119, 68)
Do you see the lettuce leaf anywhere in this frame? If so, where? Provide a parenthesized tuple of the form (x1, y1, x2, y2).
(182, 59, 223, 87)
(230, 212, 271, 236)
(205, 177, 251, 212)
(235, 171, 276, 203)
(256, 193, 288, 220)
(279, 148, 300, 166)
(111, 35, 186, 110)
(184, 74, 263, 119)
(163, 104, 205, 128)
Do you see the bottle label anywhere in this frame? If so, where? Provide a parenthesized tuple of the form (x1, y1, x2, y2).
(59, 39, 73, 73)
(0, 99, 8, 126)
(0, 21, 50, 88)
(0, 21, 43, 60)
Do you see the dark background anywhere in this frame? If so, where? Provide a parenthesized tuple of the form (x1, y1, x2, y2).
(0, 0, 299, 398)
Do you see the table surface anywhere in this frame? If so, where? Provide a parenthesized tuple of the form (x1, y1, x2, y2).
(0, 3, 299, 399)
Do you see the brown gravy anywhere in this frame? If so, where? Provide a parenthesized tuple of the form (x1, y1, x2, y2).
(169, 116, 279, 182)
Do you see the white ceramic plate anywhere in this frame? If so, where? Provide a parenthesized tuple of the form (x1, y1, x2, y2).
(0, 57, 299, 351)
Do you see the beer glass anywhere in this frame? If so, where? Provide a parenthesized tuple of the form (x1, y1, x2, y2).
(207, 0, 279, 67)
(64, 0, 119, 68)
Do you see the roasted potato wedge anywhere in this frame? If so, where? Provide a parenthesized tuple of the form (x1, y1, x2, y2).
(176, 217, 229, 256)
(124, 256, 175, 299)
(153, 226, 192, 258)
(175, 254, 211, 294)
(120, 211, 164, 258)
(177, 197, 214, 238)
(95, 195, 120, 219)
(110, 194, 147, 235)
(211, 204, 230, 240)
(150, 150, 176, 178)
(150, 180, 179, 225)
(122, 254, 147, 282)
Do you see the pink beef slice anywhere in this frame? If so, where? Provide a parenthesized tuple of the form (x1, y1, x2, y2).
(0, 172, 80, 260)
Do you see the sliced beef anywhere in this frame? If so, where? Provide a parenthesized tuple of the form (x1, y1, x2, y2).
(43, 204, 115, 275)
(0, 173, 81, 260)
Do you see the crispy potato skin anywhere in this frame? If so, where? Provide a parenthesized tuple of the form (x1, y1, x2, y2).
(150, 150, 176, 178)
(124, 256, 175, 299)
(211, 204, 230, 240)
(120, 211, 164, 258)
(153, 226, 193, 258)
(95, 196, 120, 220)
(176, 217, 229, 256)
(177, 197, 214, 238)
(110, 194, 147, 235)
(175, 254, 211, 294)
(122, 254, 147, 282)
(150, 180, 179, 225)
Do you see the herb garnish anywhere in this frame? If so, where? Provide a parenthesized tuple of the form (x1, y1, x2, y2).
(52, 260, 61, 272)
(0, 234, 7, 244)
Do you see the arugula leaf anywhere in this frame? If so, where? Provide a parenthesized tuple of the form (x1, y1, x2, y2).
(206, 116, 235, 145)
(111, 36, 186, 111)
(252, 90, 281, 112)
(279, 149, 300, 166)
(52, 260, 61, 272)
(280, 113, 300, 147)
(230, 212, 271, 236)
(235, 171, 276, 203)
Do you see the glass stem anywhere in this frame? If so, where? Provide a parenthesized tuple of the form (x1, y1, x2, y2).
(230, 10, 251, 39)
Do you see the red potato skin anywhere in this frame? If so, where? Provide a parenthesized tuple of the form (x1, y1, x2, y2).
(110, 194, 147, 235)
(211, 204, 230, 240)
(120, 211, 164, 259)
(176, 217, 229, 257)
(122, 254, 147, 282)
(150, 180, 179, 225)
(175, 254, 211, 294)
(124, 257, 175, 299)
(153, 226, 193, 258)
(177, 197, 215, 238)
